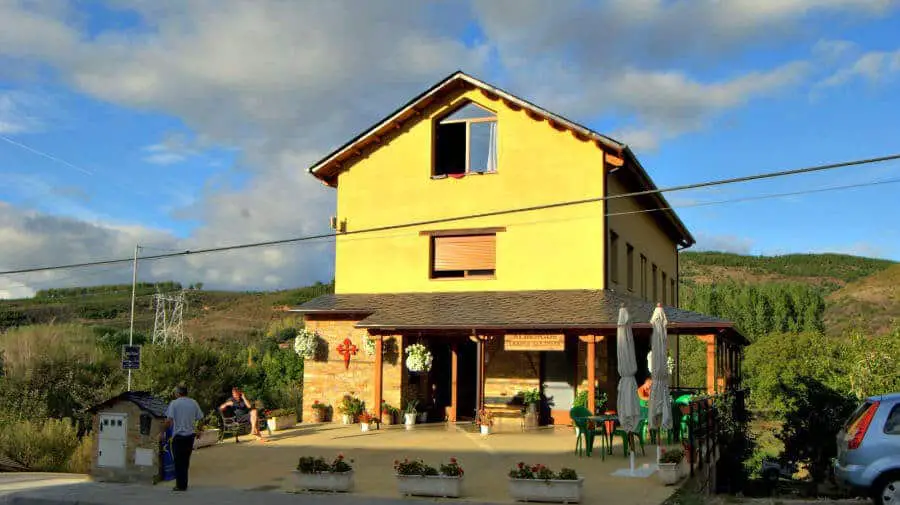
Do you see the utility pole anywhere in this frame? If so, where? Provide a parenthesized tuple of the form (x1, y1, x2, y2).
(128, 244, 139, 391)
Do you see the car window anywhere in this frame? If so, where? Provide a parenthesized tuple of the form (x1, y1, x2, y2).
(884, 404, 900, 435)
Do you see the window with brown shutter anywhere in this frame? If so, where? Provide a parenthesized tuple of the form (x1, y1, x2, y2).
(431, 234, 496, 279)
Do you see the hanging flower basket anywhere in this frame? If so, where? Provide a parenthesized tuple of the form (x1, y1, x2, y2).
(363, 337, 377, 356)
(294, 328, 320, 359)
(405, 343, 433, 373)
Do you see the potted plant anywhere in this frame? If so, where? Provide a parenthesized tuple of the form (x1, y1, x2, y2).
(657, 448, 684, 485)
(363, 336, 377, 356)
(394, 457, 464, 498)
(404, 400, 419, 429)
(293, 327, 320, 360)
(194, 413, 220, 449)
(310, 401, 329, 423)
(265, 408, 297, 431)
(381, 402, 397, 426)
(294, 454, 354, 493)
(508, 463, 583, 503)
(521, 388, 541, 428)
(359, 411, 378, 432)
(405, 343, 433, 373)
(476, 409, 494, 435)
(338, 394, 364, 425)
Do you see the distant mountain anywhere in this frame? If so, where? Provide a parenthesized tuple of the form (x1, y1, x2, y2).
(681, 251, 898, 337)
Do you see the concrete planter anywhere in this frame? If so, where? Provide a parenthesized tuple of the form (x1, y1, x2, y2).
(194, 429, 220, 449)
(293, 470, 354, 493)
(508, 477, 583, 503)
(480, 425, 491, 436)
(657, 463, 680, 486)
(267, 415, 296, 432)
(341, 414, 354, 425)
(396, 475, 462, 498)
(360, 422, 377, 432)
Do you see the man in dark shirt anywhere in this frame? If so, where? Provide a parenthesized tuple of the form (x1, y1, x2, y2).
(219, 386, 262, 439)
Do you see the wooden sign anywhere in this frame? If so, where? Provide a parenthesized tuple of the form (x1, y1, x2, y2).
(504, 334, 565, 351)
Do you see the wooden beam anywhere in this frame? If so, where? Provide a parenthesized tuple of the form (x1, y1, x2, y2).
(480, 89, 500, 100)
(605, 153, 625, 167)
(502, 98, 522, 111)
(373, 334, 383, 418)
(475, 338, 485, 412)
(587, 339, 596, 414)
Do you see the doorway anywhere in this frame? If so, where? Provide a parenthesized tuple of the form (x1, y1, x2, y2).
(541, 342, 575, 425)
(427, 337, 477, 422)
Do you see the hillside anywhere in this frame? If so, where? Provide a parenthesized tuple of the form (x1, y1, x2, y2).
(824, 263, 900, 337)
(681, 251, 898, 337)
(1, 251, 897, 340)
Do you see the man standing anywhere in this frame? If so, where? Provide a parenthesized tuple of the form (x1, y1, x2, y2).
(162, 385, 204, 492)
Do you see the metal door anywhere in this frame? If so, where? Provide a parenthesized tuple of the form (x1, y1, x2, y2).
(97, 413, 127, 468)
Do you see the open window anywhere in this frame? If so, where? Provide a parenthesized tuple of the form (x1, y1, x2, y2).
(434, 102, 498, 177)
(430, 234, 496, 279)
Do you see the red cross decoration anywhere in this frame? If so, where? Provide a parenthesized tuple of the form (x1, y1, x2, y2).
(336, 338, 358, 369)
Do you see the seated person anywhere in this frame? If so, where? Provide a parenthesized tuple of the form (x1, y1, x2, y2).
(638, 378, 652, 401)
(219, 386, 262, 438)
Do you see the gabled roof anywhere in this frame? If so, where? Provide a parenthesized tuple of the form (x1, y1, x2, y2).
(88, 391, 169, 418)
(306, 71, 694, 247)
(292, 289, 748, 345)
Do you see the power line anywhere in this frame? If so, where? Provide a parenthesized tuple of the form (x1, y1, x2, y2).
(1, 152, 898, 276)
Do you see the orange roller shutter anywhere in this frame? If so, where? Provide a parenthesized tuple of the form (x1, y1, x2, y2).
(433, 235, 496, 271)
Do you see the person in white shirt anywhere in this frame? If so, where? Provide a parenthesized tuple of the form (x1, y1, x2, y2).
(162, 385, 204, 491)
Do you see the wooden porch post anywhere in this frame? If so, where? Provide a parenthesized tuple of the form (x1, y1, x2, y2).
(450, 343, 458, 422)
(373, 334, 383, 416)
(587, 337, 596, 414)
(697, 334, 716, 394)
(475, 336, 485, 412)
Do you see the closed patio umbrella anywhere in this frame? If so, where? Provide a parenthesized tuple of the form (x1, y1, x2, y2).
(648, 304, 673, 461)
(616, 306, 640, 434)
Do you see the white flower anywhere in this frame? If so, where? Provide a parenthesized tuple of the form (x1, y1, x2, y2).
(405, 343, 433, 372)
(293, 328, 319, 359)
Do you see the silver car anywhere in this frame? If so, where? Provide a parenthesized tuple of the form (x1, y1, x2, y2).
(835, 392, 900, 505)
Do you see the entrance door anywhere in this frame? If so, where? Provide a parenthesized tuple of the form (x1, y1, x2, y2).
(98, 413, 127, 468)
(542, 347, 575, 425)
(430, 339, 477, 422)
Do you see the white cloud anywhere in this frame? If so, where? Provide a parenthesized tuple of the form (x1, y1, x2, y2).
(819, 48, 900, 87)
(693, 232, 755, 255)
(0, 91, 45, 134)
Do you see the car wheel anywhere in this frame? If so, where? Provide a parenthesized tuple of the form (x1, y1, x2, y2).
(874, 472, 900, 505)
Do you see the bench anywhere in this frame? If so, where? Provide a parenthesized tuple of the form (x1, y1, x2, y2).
(218, 407, 273, 443)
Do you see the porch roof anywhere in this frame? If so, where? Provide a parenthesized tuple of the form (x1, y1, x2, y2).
(292, 289, 748, 345)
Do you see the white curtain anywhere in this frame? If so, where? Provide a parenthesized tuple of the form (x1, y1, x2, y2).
(486, 121, 497, 173)
(648, 306, 673, 431)
(616, 307, 640, 433)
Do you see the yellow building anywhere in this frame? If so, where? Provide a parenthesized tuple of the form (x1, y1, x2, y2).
(295, 72, 745, 427)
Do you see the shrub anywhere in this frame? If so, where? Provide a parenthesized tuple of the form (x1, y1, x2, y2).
(66, 434, 93, 473)
(660, 448, 684, 464)
(508, 462, 574, 480)
(0, 418, 82, 472)
(439, 458, 464, 477)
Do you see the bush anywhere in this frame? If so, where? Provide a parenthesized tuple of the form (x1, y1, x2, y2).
(0, 418, 82, 472)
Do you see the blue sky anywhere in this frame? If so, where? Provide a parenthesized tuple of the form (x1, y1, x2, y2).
(0, 1, 899, 297)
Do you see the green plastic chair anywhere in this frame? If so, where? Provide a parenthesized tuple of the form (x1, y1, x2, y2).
(569, 406, 606, 459)
(613, 405, 647, 457)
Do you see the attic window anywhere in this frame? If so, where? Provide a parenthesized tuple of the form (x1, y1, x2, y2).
(434, 102, 498, 176)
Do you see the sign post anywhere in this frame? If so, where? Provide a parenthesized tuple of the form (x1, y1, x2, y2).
(122, 345, 142, 371)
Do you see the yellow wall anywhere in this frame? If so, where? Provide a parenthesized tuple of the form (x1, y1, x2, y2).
(606, 175, 678, 305)
(333, 88, 608, 294)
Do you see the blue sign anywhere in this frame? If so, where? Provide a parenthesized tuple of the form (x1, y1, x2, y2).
(160, 425, 175, 482)
(122, 345, 141, 370)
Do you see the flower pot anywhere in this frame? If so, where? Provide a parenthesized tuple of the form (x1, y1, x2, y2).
(293, 470, 354, 493)
(194, 429, 219, 449)
(657, 463, 680, 486)
(524, 403, 539, 429)
(397, 475, 462, 498)
(381, 412, 394, 426)
(266, 414, 296, 432)
(418, 412, 428, 423)
(480, 425, 491, 436)
(404, 413, 417, 427)
(341, 414, 354, 425)
(311, 410, 324, 423)
(508, 477, 583, 503)
(361, 423, 370, 432)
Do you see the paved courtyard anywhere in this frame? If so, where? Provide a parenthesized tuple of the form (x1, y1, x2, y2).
(188, 422, 680, 504)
